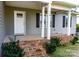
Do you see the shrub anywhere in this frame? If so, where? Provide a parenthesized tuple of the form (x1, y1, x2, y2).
(45, 37, 60, 54)
(1, 37, 24, 57)
(45, 43, 56, 54)
(71, 36, 79, 45)
(76, 24, 79, 32)
(50, 37, 60, 47)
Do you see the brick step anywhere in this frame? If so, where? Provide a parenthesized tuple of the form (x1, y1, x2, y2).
(60, 35, 74, 44)
(19, 39, 47, 57)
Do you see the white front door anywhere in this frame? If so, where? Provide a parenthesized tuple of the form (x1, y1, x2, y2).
(14, 11, 26, 35)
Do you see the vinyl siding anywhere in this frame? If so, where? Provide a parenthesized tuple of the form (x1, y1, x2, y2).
(4, 6, 41, 36)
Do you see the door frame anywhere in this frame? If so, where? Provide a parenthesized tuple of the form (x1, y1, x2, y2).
(14, 10, 26, 35)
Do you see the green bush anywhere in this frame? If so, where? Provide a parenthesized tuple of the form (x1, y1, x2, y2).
(45, 37, 60, 54)
(45, 43, 56, 54)
(50, 37, 60, 47)
(71, 36, 79, 45)
(1, 40, 24, 57)
(76, 24, 79, 32)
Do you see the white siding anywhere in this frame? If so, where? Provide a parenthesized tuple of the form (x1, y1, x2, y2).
(26, 12, 41, 36)
(51, 14, 76, 35)
(70, 15, 76, 34)
(26, 13, 76, 36)
(51, 14, 67, 35)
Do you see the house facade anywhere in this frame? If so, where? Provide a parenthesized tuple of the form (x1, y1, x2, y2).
(0, 1, 78, 55)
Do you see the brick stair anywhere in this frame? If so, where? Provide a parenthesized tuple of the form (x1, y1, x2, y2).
(19, 39, 47, 57)
(59, 35, 74, 44)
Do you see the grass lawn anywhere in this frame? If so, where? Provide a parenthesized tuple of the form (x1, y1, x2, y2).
(49, 43, 79, 57)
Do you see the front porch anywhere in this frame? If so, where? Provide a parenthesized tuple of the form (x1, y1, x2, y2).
(4, 1, 77, 41)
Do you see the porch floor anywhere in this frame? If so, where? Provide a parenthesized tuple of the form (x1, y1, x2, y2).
(4, 35, 44, 43)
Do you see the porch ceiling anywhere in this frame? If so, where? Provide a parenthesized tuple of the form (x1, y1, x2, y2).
(5, 1, 65, 12)
(5, 1, 76, 10)
(5, 1, 77, 14)
(5, 1, 42, 10)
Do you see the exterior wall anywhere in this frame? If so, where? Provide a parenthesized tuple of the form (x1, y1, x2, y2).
(51, 14, 67, 35)
(0, 1, 5, 55)
(26, 11, 41, 36)
(70, 15, 76, 34)
(77, 16, 79, 24)
(5, 6, 76, 37)
(51, 13, 76, 35)
(4, 6, 41, 36)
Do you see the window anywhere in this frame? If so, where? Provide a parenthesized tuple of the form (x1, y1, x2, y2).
(62, 15, 72, 28)
(70, 16, 72, 27)
(63, 16, 66, 27)
(17, 13, 23, 17)
(62, 15, 68, 28)
(36, 13, 40, 28)
(52, 15, 55, 28)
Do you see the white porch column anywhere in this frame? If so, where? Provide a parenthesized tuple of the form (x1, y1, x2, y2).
(67, 10, 71, 35)
(41, 7, 45, 38)
(47, 2, 52, 39)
